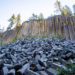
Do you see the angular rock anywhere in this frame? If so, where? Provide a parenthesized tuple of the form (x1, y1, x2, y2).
(7, 69, 15, 75)
(13, 63, 22, 71)
(39, 71, 48, 75)
(26, 69, 39, 75)
(35, 64, 44, 71)
(0, 54, 5, 59)
(16, 63, 30, 75)
(3, 67, 9, 75)
(46, 68, 58, 75)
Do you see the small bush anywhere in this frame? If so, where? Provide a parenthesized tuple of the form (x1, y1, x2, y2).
(10, 37, 23, 43)
(57, 62, 75, 75)
(56, 34, 62, 39)
(27, 34, 48, 38)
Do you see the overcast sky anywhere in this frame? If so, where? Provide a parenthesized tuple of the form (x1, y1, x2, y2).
(0, 0, 75, 30)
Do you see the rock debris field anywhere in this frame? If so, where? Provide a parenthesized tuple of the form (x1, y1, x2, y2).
(0, 38, 75, 75)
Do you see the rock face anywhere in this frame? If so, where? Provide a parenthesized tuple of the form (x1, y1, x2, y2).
(17, 15, 75, 40)
(0, 38, 75, 75)
(1, 15, 75, 43)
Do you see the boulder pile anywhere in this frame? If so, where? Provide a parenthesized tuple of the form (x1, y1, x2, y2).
(0, 38, 75, 75)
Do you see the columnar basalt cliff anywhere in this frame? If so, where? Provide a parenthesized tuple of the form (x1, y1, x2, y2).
(1, 15, 75, 43)
(20, 15, 75, 40)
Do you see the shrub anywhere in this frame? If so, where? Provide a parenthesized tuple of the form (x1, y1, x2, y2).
(10, 37, 23, 43)
(26, 34, 48, 38)
(57, 62, 75, 75)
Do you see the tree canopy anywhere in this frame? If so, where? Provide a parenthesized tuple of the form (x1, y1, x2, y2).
(7, 14, 21, 30)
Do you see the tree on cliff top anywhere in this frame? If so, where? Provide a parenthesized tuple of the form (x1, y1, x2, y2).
(7, 14, 21, 40)
(73, 5, 75, 16)
(7, 14, 21, 30)
(15, 14, 21, 40)
(38, 13, 44, 21)
(29, 13, 38, 21)
(54, 0, 62, 14)
(7, 14, 16, 30)
(54, 0, 73, 16)
(16, 14, 21, 28)
(61, 7, 72, 16)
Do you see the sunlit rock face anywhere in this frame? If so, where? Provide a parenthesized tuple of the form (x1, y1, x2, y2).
(1, 15, 75, 43)
(21, 15, 75, 40)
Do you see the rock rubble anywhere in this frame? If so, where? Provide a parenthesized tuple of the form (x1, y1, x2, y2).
(0, 38, 75, 75)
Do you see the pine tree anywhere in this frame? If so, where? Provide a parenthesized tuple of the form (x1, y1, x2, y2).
(16, 14, 21, 28)
(38, 13, 44, 21)
(7, 14, 16, 30)
(54, 0, 62, 14)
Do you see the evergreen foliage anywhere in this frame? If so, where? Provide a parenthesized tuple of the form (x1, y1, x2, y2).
(57, 62, 75, 75)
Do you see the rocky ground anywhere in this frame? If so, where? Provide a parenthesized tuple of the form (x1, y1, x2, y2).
(0, 38, 75, 75)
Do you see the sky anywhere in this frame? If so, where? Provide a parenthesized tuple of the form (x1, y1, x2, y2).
(0, 0, 75, 30)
